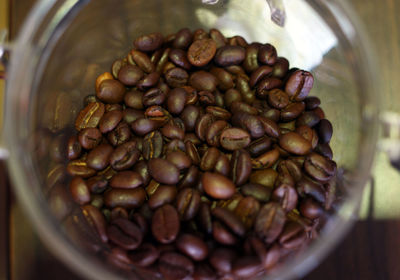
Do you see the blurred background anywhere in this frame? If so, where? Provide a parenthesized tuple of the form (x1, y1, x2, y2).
(0, 0, 399, 279)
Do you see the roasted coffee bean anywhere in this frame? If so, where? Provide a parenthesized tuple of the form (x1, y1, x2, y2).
(252, 148, 280, 169)
(67, 160, 96, 178)
(99, 110, 123, 133)
(241, 183, 271, 202)
(296, 111, 321, 127)
(137, 72, 161, 90)
(118, 65, 144, 86)
(214, 45, 245, 67)
(214, 154, 230, 177)
(261, 107, 281, 122)
(187, 39, 217, 67)
(195, 114, 215, 141)
(67, 135, 82, 160)
(142, 131, 163, 161)
(86, 176, 108, 194)
(184, 141, 201, 166)
(258, 116, 280, 138)
(111, 59, 127, 79)
(149, 158, 180, 185)
(104, 187, 146, 209)
(210, 28, 227, 48)
(315, 143, 333, 159)
(166, 88, 187, 115)
(210, 67, 234, 91)
(206, 106, 231, 121)
(219, 128, 251, 151)
(122, 108, 144, 124)
(247, 137, 272, 157)
(250, 168, 278, 188)
(197, 203, 213, 235)
(202, 172, 235, 200)
(175, 188, 201, 221)
(78, 128, 102, 150)
(167, 49, 191, 70)
(304, 152, 336, 182)
(177, 234, 209, 261)
(285, 70, 314, 101)
(173, 28, 193, 49)
(81, 204, 108, 242)
(106, 247, 132, 270)
(295, 125, 318, 149)
(110, 171, 143, 189)
(316, 119, 333, 144)
(230, 101, 258, 116)
(297, 177, 325, 204)
(109, 141, 140, 170)
(200, 147, 220, 171)
(234, 196, 260, 229)
(250, 65, 273, 87)
(110, 207, 129, 221)
(129, 243, 160, 267)
(124, 90, 144, 110)
(224, 89, 243, 108)
(142, 88, 167, 107)
(281, 102, 306, 122)
(108, 122, 131, 146)
(255, 202, 286, 243)
(256, 77, 284, 99)
(278, 159, 302, 182)
(230, 149, 252, 185)
(197, 91, 215, 105)
(279, 132, 311, 155)
(212, 207, 246, 237)
(236, 74, 256, 104)
(243, 43, 261, 73)
(206, 120, 229, 147)
(107, 218, 143, 250)
(86, 144, 113, 170)
(212, 221, 238, 245)
(96, 79, 126, 104)
(258, 44, 277, 65)
(165, 139, 186, 153)
(189, 71, 218, 92)
(69, 177, 91, 205)
(272, 57, 289, 78)
(272, 180, 298, 212)
(130, 50, 155, 73)
(134, 32, 163, 52)
(164, 67, 188, 87)
(217, 193, 243, 212)
(152, 204, 180, 244)
(180, 105, 200, 132)
(279, 222, 307, 249)
(299, 198, 323, 220)
(131, 118, 162, 136)
(304, 96, 321, 110)
(161, 124, 185, 140)
(210, 248, 236, 273)
(166, 150, 192, 170)
(232, 256, 262, 279)
(148, 185, 177, 209)
(159, 252, 194, 280)
(232, 112, 264, 138)
(268, 89, 289, 109)
(95, 72, 113, 93)
(193, 28, 209, 41)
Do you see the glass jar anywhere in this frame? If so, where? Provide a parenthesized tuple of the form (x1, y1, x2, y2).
(0, 0, 384, 279)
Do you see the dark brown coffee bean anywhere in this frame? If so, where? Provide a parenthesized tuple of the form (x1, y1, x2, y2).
(212, 221, 238, 245)
(202, 172, 235, 200)
(256, 77, 284, 99)
(258, 44, 277, 65)
(206, 120, 229, 147)
(230, 149, 252, 186)
(67, 160, 96, 178)
(296, 177, 325, 205)
(315, 143, 333, 160)
(258, 116, 280, 138)
(110, 171, 143, 189)
(69, 177, 91, 205)
(134, 32, 163, 52)
(106, 247, 132, 270)
(81, 204, 108, 243)
(149, 158, 180, 185)
(230, 101, 258, 116)
(189, 71, 218, 92)
(250, 65, 273, 87)
(110, 207, 129, 221)
(180, 105, 200, 132)
(214, 154, 230, 177)
(159, 252, 194, 280)
(108, 141, 138, 170)
(299, 198, 323, 220)
(96, 79, 125, 104)
(272, 179, 298, 212)
(129, 243, 159, 267)
(86, 144, 113, 170)
(118, 65, 144, 86)
(193, 263, 216, 280)
(279, 132, 311, 155)
(67, 135, 82, 160)
(196, 203, 212, 235)
(205, 107, 231, 121)
(261, 107, 281, 122)
(316, 119, 333, 144)
(281, 102, 306, 122)
(130, 49, 155, 73)
(236, 74, 256, 104)
(193, 28, 209, 41)
(285, 70, 314, 101)
(175, 188, 201, 221)
(214, 45, 245, 67)
(104, 187, 146, 209)
(173, 28, 193, 49)
(304, 96, 321, 110)
(272, 57, 289, 78)
(105, 103, 123, 112)
(142, 88, 166, 107)
(255, 202, 286, 243)
(249, 168, 278, 188)
(243, 43, 261, 72)
(212, 207, 246, 237)
(216, 193, 244, 212)
(176, 234, 209, 261)
(86, 176, 107, 194)
(232, 256, 262, 278)
(166, 150, 192, 170)
(278, 159, 302, 182)
(267, 89, 289, 109)
(166, 88, 187, 115)
(232, 112, 264, 138)
(164, 67, 189, 88)
(131, 118, 161, 136)
(304, 153, 336, 182)
(99, 110, 123, 133)
(152, 204, 180, 244)
(219, 128, 251, 151)
(296, 111, 321, 127)
(183, 141, 200, 166)
(210, 67, 234, 91)
(252, 148, 280, 169)
(200, 147, 220, 171)
(138, 72, 161, 90)
(195, 114, 214, 141)
(167, 49, 190, 70)
(108, 122, 131, 146)
(187, 39, 217, 67)
(122, 108, 144, 124)
(247, 137, 272, 157)
(160, 124, 184, 141)
(111, 59, 127, 79)
(210, 248, 236, 273)
(95, 72, 113, 92)
(107, 218, 143, 250)
(210, 28, 227, 48)
(140, 131, 163, 161)
(165, 139, 186, 153)
(78, 128, 102, 150)
(148, 185, 177, 209)
(233, 196, 260, 229)
(279, 222, 307, 249)
(241, 183, 271, 202)
(124, 90, 144, 110)
(224, 89, 243, 108)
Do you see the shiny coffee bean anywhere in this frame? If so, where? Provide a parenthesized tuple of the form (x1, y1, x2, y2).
(236, 74, 256, 104)
(202, 172, 235, 200)
(230, 101, 258, 116)
(134, 32, 163, 52)
(86, 176, 108, 194)
(95, 72, 113, 93)
(212, 207, 246, 237)
(234, 196, 260, 229)
(112, 59, 127, 79)
(187, 39, 217, 67)
(252, 148, 280, 169)
(247, 137, 272, 157)
(230, 149, 252, 186)
(148, 185, 177, 209)
(206, 106, 231, 121)
(78, 128, 102, 150)
(272, 180, 298, 212)
(166, 88, 187, 115)
(124, 90, 144, 110)
(315, 143, 333, 159)
(129, 243, 160, 267)
(193, 262, 216, 280)
(299, 198, 323, 220)
(99, 110, 123, 133)
(279, 132, 311, 155)
(152, 204, 180, 244)
(131, 118, 162, 136)
(159, 252, 194, 280)
(173, 28, 193, 49)
(108, 122, 131, 146)
(142, 131, 163, 160)
(279, 222, 307, 249)
(304, 96, 321, 110)
(81, 204, 108, 243)
(149, 158, 180, 185)
(285, 70, 314, 101)
(316, 119, 333, 144)
(161, 124, 185, 140)
(185, 141, 201, 166)
(180, 105, 200, 132)
(272, 57, 289, 78)
(122, 108, 144, 124)
(210, 67, 234, 91)
(214, 45, 245, 67)
(256, 77, 283, 99)
(195, 114, 215, 141)
(241, 183, 271, 202)
(224, 89, 243, 108)
(304, 152, 336, 182)
(110, 207, 129, 221)
(110, 141, 140, 170)
(249, 168, 278, 188)
(206, 120, 229, 147)
(130, 49, 155, 73)
(142, 88, 167, 107)
(67, 160, 96, 178)
(177, 234, 209, 261)
(258, 116, 280, 138)
(110, 171, 143, 189)
(165, 67, 189, 88)
(118, 65, 144, 86)
(250, 65, 273, 87)
(214, 154, 230, 177)
(104, 187, 146, 209)
(107, 218, 143, 250)
(243, 43, 261, 72)
(67, 135, 82, 160)
(69, 176, 91, 205)
(220, 128, 251, 151)
(137, 72, 161, 90)
(210, 28, 227, 48)
(189, 71, 218, 92)
(166, 150, 192, 170)
(86, 144, 113, 170)
(255, 202, 286, 243)
(210, 248, 236, 273)
(232, 112, 264, 138)
(176, 188, 201, 221)
(258, 44, 277, 65)
(268, 89, 289, 109)
(296, 111, 321, 127)
(232, 256, 262, 279)
(200, 147, 220, 171)
(281, 102, 306, 122)
(278, 159, 303, 182)
(97, 79, 126, 104)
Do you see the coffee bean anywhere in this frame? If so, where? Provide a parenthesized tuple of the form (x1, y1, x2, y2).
(195, 114, 215, 141)
(129, 243, 159, 267)
(258, 116, 280, 138)
(69, 177, 91, 205)
(243, 43, 261, 72)
(78, 128, 102, 150)
(75, 102, 105, 131)
(142, 131, 163, 160)
(210, 28, 227, 48)
(304, 152, 336, 182)
(67, 135, 82, 160)
(161, 124, 185, 141)
(164, 67, 188, 88)
(230, 149, 251, 185)
(96, 79, 126, 104)
(108, 141, 139, 170)
(134, 32, 163, 52)
(279, 132, 311, 155)
(296, 111, 321, 127)
(148, 185, 177, 209)
(210, 248, 236, 273)
(258, 44, 277, 65)
(67, 160, 96, 178)
(210, 67, 234, 91)
(278, 159, 303, 182)
(180, 105, 200, 132)
(149, 158, 180, 185)
(255, 202, 286, 243)
(299, 198, 323, 220)
(131, 118, 162, 136)
(176, 188, 201, 221)
(86, 176, 107, 194)
(189, 71, 218, 92)
(166, 150, 192, 170)
(272, 175, 298, 212)
(214, 45, 245, 66)
(173, 28, 193, 49)
(224, 89, 243, 108)
(281, 102, 306, 122)
(99, 110, 123, 133)
(212, 221, 238, 245)
(249, 168, 278, 188)
(267, 89, 289, 109)
(152, 204, 180, 244)
(187, 39, 217, 67)
(200, 147, 220, 171)
(247, 137, 272, 157)
(232, 256, 262, 278)
(104, 187, 146, 209)
(110, 171, 143, 189)
(130, 49, 155, 73)
(81, 204, 108, 243)
(95, 72, 113, 93)
(232, 112, 264, 138)
(252, 148, 280, 169)
(241, 183, 271, 202)
(236, 74, 256, 104)
(315, 143, 333, 159)
(86, 144, 113, 170)
(214, 154, 230, 177)
(159, 252, 194, 280)
(165, 88, 187, 115)
(219, 128, 251, 151)
(177, 234, 209, 261)
(212, 207, 246, 237)
(202, 172, 235, 200)
(279, 222, 307, 249)
(250, 65, 273, 87)
(256, 77, 283, 99)
(107, 218, 143, 250)
(285, 70, 314, 101)
(316, 119, 333, 144)
(108, 122, 131, 146)
(137, 72, 161, 90)
(165, 139, 186, 153)
(118, 65, 144, 86)
(304, 96, 321, 110)
(122, 108, 144, 124)
(206, 120, 229, 147)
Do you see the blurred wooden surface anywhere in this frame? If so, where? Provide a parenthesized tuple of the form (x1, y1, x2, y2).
(1, 0, 400, 279)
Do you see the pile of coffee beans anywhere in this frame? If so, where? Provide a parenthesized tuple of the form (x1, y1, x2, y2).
(66, 28, 338, 279)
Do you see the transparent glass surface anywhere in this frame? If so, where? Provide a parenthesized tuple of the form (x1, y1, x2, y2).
(4, 0, 378, 279)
